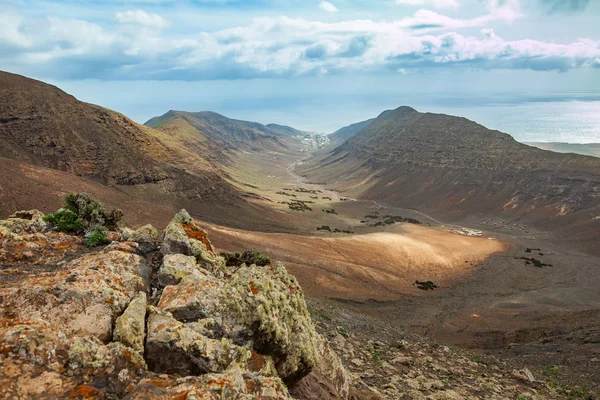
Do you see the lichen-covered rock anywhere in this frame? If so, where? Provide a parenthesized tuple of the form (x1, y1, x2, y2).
(0, 231, 82, 267)
(118, 226, 135, 241)
(7, 209, 47, 233)
(0, 210, 48, 234)
(114, 292, 147, 354)
(145, 309, 251, 376)
(158, 253, 199, 286)
(219, 262, 319, 385)
(157, 273, 224, 321)
(291, 334, 350, 400)
(125, 371, 293, 399)
(161, 210, 219, 267)
(129, 224, 159, 254)
(0, 240, 150, 341)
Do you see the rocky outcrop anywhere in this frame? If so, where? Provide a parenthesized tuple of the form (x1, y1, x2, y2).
(0, 207, 341, 399)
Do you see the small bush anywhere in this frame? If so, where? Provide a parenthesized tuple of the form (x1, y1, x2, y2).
(44, 193, 122, 236)
(221, 249, 271, 267)
(415, 280, 438, 291)
(85, 231, 108, 247)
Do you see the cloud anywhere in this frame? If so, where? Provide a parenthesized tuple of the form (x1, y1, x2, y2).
(396, 0, 460, 9)
(319, 1, 339, 13)
(115, 10, 167, 28)
(537, 0, 591, 13)
(0, 8, 598, 81)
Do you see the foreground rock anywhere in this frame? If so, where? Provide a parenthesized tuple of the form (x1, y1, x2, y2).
(0, 207, 343, 399)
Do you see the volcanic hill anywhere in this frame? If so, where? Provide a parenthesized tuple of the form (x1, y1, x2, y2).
(299, 106, 600, 253)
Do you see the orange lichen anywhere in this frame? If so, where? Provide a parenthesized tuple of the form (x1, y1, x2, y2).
(248, 281, 260, 295)
(169, 390, 190, 400)
(182, 223, 214, 253)
(66, 385, 106, 399)
(247, 352, 265, 372)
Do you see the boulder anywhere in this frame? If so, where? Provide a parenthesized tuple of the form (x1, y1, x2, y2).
(145, 309, 251, 376)
(114, 292, 147, 354)
(158, 253, 199, 286)
(3, 209, 47, 233)
(157, 272, 223, 321)
(129, 224, 159, 254)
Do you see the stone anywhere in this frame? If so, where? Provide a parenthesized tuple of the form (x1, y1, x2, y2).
(145, 309, 251, 376)
(158, 253, 199, 286)
(161, 209, 218, 266)
(157, 272, 224, 321)
(129, 224, 158, 254)
(114, 292, 147, 354)
(4, 209, 47, 233)
(512, 368, 535, 383)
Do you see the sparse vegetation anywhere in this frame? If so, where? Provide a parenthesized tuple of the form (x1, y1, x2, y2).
(363, 213, 421, 225)
(276, 191, 297, 197)
(322, 196, 332, 200)
(294, 187, 319, 194)
(288, 200, 313, 211)
(317, 225, 332, 232)
(415, 280, 438, 291)
(221, 249, 271, 267)
(322, 209, 337, 214)
(516, 257, 553, 268)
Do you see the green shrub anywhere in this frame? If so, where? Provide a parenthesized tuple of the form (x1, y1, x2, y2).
(221, 249, 271, 267)
(85, 231, 108, 247)
(43, 210, 84, 233)
(44, 193, 122, 236)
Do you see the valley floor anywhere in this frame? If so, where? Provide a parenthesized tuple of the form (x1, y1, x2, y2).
(205, 144, 600, 397)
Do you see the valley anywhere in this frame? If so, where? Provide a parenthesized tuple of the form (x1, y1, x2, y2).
(200, 129, 600, 395)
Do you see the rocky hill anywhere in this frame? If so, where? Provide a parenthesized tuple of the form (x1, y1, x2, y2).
(145, 110, 296, 161)
(0, 71, 295, 232)
(0, 195, 566, 399)
(299, 106, 600, 254)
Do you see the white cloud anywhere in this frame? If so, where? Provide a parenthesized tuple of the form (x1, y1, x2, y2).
(0, 7, 598, 81)
(396, 0, 460, 9)
(115, 10, 167, 28)
(319, 1, 339, 13)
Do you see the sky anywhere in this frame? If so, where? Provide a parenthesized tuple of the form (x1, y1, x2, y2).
(1, 0, 599, 140)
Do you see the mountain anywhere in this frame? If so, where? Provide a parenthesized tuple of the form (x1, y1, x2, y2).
(0, 71, 292, 231)
(525, 142, 600, 158)
(329, 118, 375, 145)
(267, 123, 307, 137)
(145, 110, 295, 161)
(299, 106, 600, 252)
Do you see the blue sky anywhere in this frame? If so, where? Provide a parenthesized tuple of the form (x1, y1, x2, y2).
(1, 0, 599, 135)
